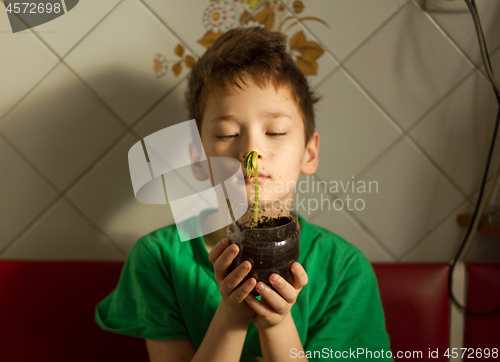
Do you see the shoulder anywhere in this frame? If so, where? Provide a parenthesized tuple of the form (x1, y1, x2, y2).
(127, 223, 178, 260)
(132, 212, 200, 258)
(136, 222, 180, 249)
(299, 217, 376, 292)
(300, 217, 367, 269)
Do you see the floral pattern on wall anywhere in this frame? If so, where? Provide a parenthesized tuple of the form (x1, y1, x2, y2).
(154, 0, 328, 79)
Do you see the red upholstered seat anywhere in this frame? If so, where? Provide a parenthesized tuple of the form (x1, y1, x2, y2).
(0, 260, 148, 362)
(464, 263, 500, 358)
(0, 261, 452, 361)
(372, 263, 450, 361)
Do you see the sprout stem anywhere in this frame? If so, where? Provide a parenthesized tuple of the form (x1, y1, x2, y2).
(243, 151, 259, 228)
(254, 157, 258, 227)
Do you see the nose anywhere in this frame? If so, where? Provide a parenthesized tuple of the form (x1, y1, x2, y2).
(238, 130, 264, 163)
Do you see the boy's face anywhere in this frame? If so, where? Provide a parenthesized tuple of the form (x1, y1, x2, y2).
(198, 75, 319, 207)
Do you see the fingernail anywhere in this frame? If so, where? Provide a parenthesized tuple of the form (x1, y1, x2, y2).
(256, 283, 266, 292)
(270, 275, 279, 284)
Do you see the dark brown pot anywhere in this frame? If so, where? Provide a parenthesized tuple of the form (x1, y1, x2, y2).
(227, 206, 300, 296)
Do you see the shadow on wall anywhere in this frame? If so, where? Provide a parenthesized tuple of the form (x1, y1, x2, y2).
(0, 66, 188, 257)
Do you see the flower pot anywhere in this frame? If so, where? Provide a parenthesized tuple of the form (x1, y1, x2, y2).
(227, 204, 300, 296)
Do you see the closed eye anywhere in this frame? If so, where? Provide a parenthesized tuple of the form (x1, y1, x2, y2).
(216, 133, 285, 139)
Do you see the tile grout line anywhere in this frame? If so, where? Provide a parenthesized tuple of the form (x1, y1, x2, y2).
(0, 196, 62, 258)
(297, 43, 475, 257)
(337, 205, 399, 261)
(412, 0, 479, 71)
(60, 0, 125, 60)
(0, 132, 133, 258)
(0, 60, 61, 125)
(308, 174, 399, 260)
(0, 65, 192, 258)
(342, 207, 399, 261)
(14, 12, 62, 60)
(329, 190, 401, 261)
(405, 134, 469, 199)
(0, 130, 138, 257)
(129, 73, 190, 131)
(0, 0, 277, 258)
(59, 129, 131, 194)
(293, 0, 485, 193)
(59, 61, 133, 131)
(0, 193, 128, 259)
(333, 131, 468, 259)
(311, 65, 340, 92)
(399, 198, 474, 261)
(0, 8, 141, 257)
(277, 0, 411, 68)
(4, 0, 494, 260)
(338, 67, 405, 134)
(137, 0, 268, 61)
(137, 0, 200, 58)
(62, 195, 129, 258)
(276, 0, 341, 65)
(344, 63, 476, 197)
(405, 68, 477, 134)
(0, 0, 124, 123)
(277, 3, 412, 137)
(0, 132, 62, 194)
(334, 0, 410, 67)
(307, 190, 398, 261)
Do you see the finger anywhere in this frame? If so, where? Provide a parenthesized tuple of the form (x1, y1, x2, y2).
(245, 289, 279, 316)
(268, 273, 298, 304)
(253, 281, 288, 314)
(290, 262, 308, 291)
(220, 260, 252, 296)
(208, 238, 229, 265)
(213, 243, 239, 282)
(228, 276, 257, 303)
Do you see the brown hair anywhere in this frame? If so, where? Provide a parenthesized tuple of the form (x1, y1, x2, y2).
(184, 26, 322, 146)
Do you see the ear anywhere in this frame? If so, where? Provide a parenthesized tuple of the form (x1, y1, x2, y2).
(301, 131, 319, 175)
(189, 141, 210, 181)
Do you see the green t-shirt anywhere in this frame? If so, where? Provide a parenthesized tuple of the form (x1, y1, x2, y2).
(95, 211, 392, 361)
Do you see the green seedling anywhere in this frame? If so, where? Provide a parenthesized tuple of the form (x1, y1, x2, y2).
(243, 150, 259, 227)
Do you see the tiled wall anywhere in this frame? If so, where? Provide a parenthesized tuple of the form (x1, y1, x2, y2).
(1, 0, 499, 262)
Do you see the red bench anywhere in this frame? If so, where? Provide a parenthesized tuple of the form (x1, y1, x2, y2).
(0, 261, 497, 361)
(0, 261, 148, 362)
(463, 263, 500, 360)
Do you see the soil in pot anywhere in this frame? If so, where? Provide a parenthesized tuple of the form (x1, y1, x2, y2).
(227, 205, 300, 296)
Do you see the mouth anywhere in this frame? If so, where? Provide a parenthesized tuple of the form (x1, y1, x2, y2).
(244, 170, 269, 184)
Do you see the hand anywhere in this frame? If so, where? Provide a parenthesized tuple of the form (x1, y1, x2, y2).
(244, 262, 308, 330)
(209, 238, 257, 326)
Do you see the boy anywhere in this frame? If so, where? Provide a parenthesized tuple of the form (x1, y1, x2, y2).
(95, 26, 392, 362)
